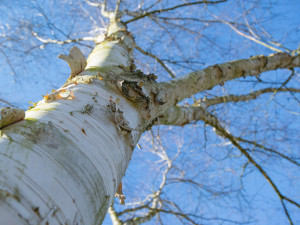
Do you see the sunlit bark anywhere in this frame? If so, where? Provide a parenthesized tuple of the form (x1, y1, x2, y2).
(0, 16, 144, 225)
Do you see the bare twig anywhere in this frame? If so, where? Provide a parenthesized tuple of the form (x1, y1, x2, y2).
(0, 99, 15, 107)
(236, 137, 300, 167)
(198, 87, 300, 107)
(0, 48, 18, 80)
(32, 31, 95, 45)
(125, 0, 227, 24)
(200, 108, 299, 225)
(114, 0, 122, 16)
(211, 13, 285, 53)
(85, 0, 102, 8)
(135, 45, 176, 78)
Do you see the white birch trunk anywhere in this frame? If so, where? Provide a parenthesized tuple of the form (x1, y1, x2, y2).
(0, 19, 142, 225)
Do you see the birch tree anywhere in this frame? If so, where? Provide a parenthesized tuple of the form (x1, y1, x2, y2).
(0, 0, 299, 224)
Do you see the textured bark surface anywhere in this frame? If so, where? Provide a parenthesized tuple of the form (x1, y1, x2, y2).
(0, 17, 145, 225)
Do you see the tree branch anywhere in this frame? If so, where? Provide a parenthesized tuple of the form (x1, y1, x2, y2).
(198, 87, 300, 108)
(155, 53, 300, 108)
(156, 105, 300, 223)
(111, 139, 177, 225)
(236, 137, 300, 167)
(108, 203, 122, 225)
(0, 48, 18, 80)
(124, 0, 227, 24)
(158, 105, 300, 166)
(135, 44, 176, 78)
(32, 31, 95, 45)
(198, 108, 300, 225)
(0, 98, 15, 107)
(150, 207, 199, 225)
(216, 17, 283, 53)
(155, 105, 206, 126)
(85, 0, 102, 8)
(122, 209, 158, 225)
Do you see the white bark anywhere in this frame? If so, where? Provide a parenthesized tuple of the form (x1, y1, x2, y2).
(0, 72, 143, 225)
(0, 18, 142, 225)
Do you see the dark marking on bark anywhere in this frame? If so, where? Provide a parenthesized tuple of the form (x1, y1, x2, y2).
(212, 64, 224, 86)
(241, 70, 246, 78)
(255, 74, 262, 82)
(277, 52, 293, 68)
(155, 92, 167, 105)
(260, 55, 268, 68)
(32, 207, 41, 217)
(46, 143, 59, 149)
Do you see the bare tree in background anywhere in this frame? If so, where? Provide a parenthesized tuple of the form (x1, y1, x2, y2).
(0, 0, 299, 224)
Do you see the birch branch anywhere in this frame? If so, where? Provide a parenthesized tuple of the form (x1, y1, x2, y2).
(217, 18, 283, 53)
(0, 48, 18, 79)
(110, 142, 174, 225)
(122, 209, 158, 225)
(0, 99, 15, 107)
(156, 105, 206, 126)
(135, 44, 176, 78)
(85, 0, 103, 7)
(155, 104, 300, 224)
(108, 204, 122, 225)
(198, 87, 300, 108)
(197, 108, 299, 225)
(236, 137, 300, 167)
(157, 105, 300, 167)
(155, 53, 300, 107)
(32, 31, 95, 44)
(124, 0, 227, 24)
(114, 0, 122, 17)
(157, 105, 300, 168)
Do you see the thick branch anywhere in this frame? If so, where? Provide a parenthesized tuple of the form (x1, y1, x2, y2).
(156, 53, 300, 107)
(156, 103, 300, 223)
(158, 105, 300, 167)
(156, 105, 206, 126)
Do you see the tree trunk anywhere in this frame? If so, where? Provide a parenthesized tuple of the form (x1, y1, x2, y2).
(0, 18, 145, 225)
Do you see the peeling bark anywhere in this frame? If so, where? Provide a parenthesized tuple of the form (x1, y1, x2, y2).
(0, 17, 145, 225)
